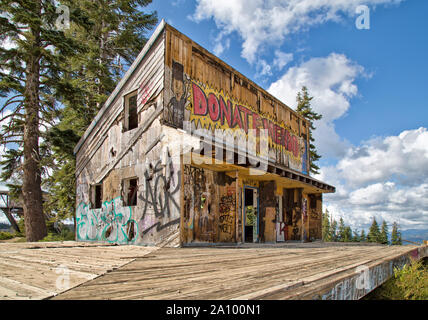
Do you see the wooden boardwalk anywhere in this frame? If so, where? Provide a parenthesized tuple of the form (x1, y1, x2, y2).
(0, 242, 157, 300)
(49, 243, 427, 300)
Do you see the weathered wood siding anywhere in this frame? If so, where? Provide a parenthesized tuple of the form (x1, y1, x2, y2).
(75, 30, 182, 246)
(162, 25, 310, 175)
(182, 165, 237, 243)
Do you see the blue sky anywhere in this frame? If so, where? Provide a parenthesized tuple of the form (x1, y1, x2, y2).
(144, 0, 428, 233)
(147, 0, 427, 147)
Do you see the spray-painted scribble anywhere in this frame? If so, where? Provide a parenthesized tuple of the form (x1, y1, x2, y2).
(139, 155, 181, 237)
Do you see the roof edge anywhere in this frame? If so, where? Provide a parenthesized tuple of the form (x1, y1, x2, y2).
(73, 19, 166, 155)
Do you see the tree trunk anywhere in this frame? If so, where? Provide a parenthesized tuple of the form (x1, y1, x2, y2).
(22, 0, 47, 242)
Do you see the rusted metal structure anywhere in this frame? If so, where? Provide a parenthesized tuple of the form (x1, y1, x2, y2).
(0, 190, 23, 233)
(74, 21, 335, 246)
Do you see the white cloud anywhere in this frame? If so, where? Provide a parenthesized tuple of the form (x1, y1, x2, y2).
(255, 59, 273, 78)
(268, 53, 365, 157)
(213, 35, 230, 56)
(337, 127, 428, 187)
(192, 0, 403, 63)
(273, 51, 293, 71)
(318, 128, 428, 232)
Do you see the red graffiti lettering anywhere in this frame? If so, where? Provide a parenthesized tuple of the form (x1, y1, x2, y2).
(285, 130, 290, 151)
(238, 105, 252, 134)
(280, 127, 285, 148)
(208, 93, 220, 121)
(192, 83, 207, 115)
(190, 80, 303, 159)
(140, 83, 152, 106)
(220, 96, 233, 127)
(262, 119, 275, 143)
(252, 112, 260, 131)
(292, 135, 298, 157)
(232, 104, 243, 129)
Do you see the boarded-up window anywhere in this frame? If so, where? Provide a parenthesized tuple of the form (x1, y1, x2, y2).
(123, 178, 138, 206)
(124, 92, 138, 131)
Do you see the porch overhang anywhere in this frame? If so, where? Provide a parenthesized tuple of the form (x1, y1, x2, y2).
(187, 152, 335, 194)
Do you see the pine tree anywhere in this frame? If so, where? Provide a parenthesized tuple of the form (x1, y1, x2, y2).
(0, 0, 85, 241)
(330, 219, 338, 242)
(391, 222, 402, 245)
(360, 229, 367, 242)
(367, 217, 381, 243)
(338, 217, 346, 242)
(296, 86, 323, 175)
(322, 209, 332, 242)
(352, 230, 360, 242)
(380, 220, 389, 245)
(44, 0, 158, 224)
(343, 226, 353, 242)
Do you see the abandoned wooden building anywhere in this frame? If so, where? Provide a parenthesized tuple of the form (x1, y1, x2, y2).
(74, 20, 336, 247)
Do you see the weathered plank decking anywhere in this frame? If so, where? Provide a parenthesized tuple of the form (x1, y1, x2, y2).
(46, 243, 426, 300)
(0, 242, 158, 300)
(0, 242, 425, 300)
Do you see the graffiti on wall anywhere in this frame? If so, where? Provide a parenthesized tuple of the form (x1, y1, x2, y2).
(188, 79, 307, 172)
(309, 209, 321, 220)
(165, 61, 188, 128)
(183, 165, 216, 242)
(139, 157, 181, 237)
(182, 165, 237, 243)
(76, 152, 181, 245)
(139, 82, 153, 108)
(320, 255, 410, 300)
(219, 194, 235, 235)
(76, 197, 138, 244)
(302, 198, 308, 222)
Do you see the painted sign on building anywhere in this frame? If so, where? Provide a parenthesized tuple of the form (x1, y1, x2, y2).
(182, 79, 308, 173)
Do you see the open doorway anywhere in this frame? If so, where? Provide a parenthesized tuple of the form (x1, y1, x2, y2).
(244, 187, 258, 243)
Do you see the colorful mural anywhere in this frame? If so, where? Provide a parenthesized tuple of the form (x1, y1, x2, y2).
(186, 79, 308, 173)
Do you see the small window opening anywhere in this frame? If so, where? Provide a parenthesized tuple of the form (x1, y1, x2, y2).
(125, 93, 138, 131)
(93, 184, 103, 209)
(124, 178, 138, 206)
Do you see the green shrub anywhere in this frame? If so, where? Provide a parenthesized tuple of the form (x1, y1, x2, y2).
(39, 228, 75, 242)
(364, 258, 428, 300)
(0, 232, 15, 240)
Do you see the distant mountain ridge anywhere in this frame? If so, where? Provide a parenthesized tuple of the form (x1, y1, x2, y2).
(0, 222, 11, 232)
(401, 229, 428, 244)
